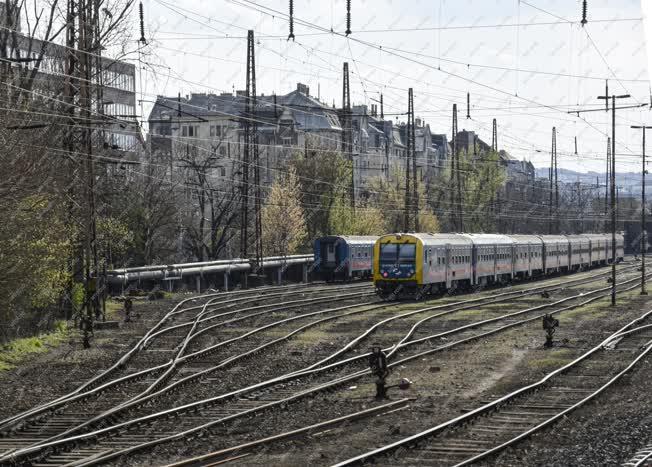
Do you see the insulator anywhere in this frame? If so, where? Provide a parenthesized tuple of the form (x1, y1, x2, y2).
(287, 0, 295, 41)
(346, 0, 351, 36)
(139, 1, 146, 44)
(466, 92, 470, 119)
(581, 0, 588, 27)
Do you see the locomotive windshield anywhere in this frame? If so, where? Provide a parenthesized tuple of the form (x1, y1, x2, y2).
(380, 244, 398, 262)
(398, 244, 416, 263)
(380, 243, 416, 265)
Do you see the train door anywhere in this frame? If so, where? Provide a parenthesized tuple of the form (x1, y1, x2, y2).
(445, 244, 452, 288)
(471, 246, 477, 286)
(326, 243, 336, 264)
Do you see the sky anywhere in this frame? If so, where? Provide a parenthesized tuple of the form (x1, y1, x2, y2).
(135, 0, 651, 173)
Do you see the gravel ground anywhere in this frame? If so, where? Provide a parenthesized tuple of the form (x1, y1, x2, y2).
(118, 284, 652, 466)
(2, 268, 649, 467)
(0, 295, 189, 420)
(488, 356, 652, 467)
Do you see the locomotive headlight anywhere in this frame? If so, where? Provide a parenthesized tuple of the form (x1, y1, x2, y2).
(409, 269, 414, 276)
(382, 271, 388, 277)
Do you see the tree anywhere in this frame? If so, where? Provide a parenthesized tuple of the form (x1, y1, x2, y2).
(290, 148, 351, 243)
(367, 165, 440, 233)
(328, 194, 387, 235)
(261, 167, 307, 256)
(429, 150, 506, 232)
(179, 141, 238, 261)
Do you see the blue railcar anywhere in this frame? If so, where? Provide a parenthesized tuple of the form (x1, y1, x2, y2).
(313, 235, 378, 281)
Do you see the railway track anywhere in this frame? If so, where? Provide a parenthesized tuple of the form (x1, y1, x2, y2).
(331, 310, 652, 466)
(0, 265, 640, 466)
(624, 445, 652, 467)
(0, 283, 373, 444)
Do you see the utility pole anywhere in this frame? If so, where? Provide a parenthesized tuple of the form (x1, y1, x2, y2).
(409, 88, 418, 231)
(549, 127, 554, 234)
(63, 0, 101, 347)
(597, 93, 630, 306)
(240, 30, 261, 285)
(248, 30, 263, 270)
(240, 32, 252, 263)
(404, 89, 411, 232)
(380, 93, 384, 120)
(606, 137, 611, 216)
(450, 104, 461, 231)
(550, 127, 558, 234)
(571, 95, 643, 306)
(342, 62, 354, 210)
(631, 124, 652, 295)
(492, 118, 498, 152)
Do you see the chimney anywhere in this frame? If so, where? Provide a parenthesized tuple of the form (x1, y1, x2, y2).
(415, 117, 422, 127)
(296, 83, 310, 96)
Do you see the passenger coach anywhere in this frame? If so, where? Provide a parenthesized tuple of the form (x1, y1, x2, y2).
(313, 235, 378, 281)
(373, 232, 624, 299)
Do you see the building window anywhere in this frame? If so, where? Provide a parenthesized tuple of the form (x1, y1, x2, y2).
(281, 137, 292, 146)
(182, 125, 199, 137)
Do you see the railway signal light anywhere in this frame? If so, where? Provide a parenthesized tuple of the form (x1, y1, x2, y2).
(542, 314, 559, 348)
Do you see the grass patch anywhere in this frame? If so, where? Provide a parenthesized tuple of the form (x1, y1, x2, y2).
(0, 321, 69, 371)
(528, 348, 574, 370)
(104, 300, 123, 320)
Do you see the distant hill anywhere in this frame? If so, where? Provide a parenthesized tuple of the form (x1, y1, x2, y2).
(535, 168, 651, 197)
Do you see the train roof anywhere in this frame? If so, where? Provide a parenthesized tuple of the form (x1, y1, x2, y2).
(508, 235, 544, 245)
(378, 233, 473, 246)
(316, 235, 379, 245)
(564, 234, 590, 244)
(579, 233, 608, 241)
(460, 233, 514, 245)
(539, 235, 570, 243)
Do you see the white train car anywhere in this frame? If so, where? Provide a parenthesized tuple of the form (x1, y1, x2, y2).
(461, 234, 514, 285)
(541, 235, 569, 273)
(582, 234, 608, 266)
(510, 235, 544, 278)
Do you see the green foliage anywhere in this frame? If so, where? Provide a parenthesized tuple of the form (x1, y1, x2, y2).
(431, 150, 507, 232)
(291, 149, 352, 242)
(367, 165, 440, 233)
(262, 166, 308, 256)
(96, 216, 134, 268)
(0, 321, 68, 371)
(0, 196, 73, 318)
(461, 150, 507, 232)
(328, 194, 386, 235)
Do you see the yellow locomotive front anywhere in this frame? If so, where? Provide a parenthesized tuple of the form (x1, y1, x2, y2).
(373, 234, 423, 298)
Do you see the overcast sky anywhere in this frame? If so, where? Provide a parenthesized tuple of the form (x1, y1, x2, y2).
(137, 0, 651, 173)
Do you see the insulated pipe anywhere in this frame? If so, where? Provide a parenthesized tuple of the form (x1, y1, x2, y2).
(107, 256, 314, 285)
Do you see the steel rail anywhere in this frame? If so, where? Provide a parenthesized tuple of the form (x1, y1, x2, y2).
(299, 265, 638, 371)
(161, 398, 414, 467)
(0, 292, 223, 431)
(0, 267, 601, 438)
(625, 445, 652, 467)
(0, 285, 370, 432)
(141, 288, 374, 346)
(30, 301, 389, 446)
(0, 288, 376, 447)
(2, 269, 641, 465)
(330, 310, 652, 466)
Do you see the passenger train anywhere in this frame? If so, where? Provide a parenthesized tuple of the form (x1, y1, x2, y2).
(374, 233, 624, 299)
(313, 235, 378, 281)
